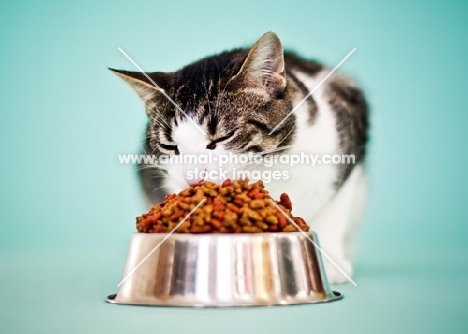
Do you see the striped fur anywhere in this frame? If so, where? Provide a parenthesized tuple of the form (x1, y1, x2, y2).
(111, 32, 368, 284)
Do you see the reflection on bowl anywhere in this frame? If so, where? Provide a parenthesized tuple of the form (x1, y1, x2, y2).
(107, 232, 342, 307)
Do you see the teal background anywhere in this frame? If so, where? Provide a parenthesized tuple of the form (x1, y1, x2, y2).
(1, 0, 467, 333)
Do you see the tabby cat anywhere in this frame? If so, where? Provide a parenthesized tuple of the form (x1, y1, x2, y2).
(111, 32, 368, 284)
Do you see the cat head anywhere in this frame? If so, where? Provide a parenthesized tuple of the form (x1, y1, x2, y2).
(111, 32, 297, 188)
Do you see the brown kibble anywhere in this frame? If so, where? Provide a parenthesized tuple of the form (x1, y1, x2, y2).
(204, 181, 218, 189)
(176, 221, 190, 233)
(246, 208, 262, 221)
(293, 217, 309, 231)
(219, 186, 233, 196)
(238, 179, 249, 189)
(254, 219, 264, 229)
(234, 193, 251, 203)
(191, 196, 204, 204)
(282, 225, 298, 232)
(218, 195, 231, 204)
(203, 204, 213, 215)
(204, 188, 218, 197)
(180, 188, 195, 197)
(242, 226, 262, 233)
(239, 215, 251, 226)
(135, 178, 309, 234)
(265, 215, 278, 225)
(223, 212, 238, 228)
(162, 208, 174, 217)
(192, 216, 204, 226)
(178, 202, 190, 211)
(249, 199, 264, 209)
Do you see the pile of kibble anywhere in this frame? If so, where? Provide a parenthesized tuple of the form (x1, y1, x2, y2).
(136, 179, 309, 233)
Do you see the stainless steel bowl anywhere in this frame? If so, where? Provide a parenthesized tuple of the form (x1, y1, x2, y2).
(106, 232, 342, 307)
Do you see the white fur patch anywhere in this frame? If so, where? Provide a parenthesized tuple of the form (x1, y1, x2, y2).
(173, 120, 208, 154)
(264, 70, 340, 220)
(310, 163, 367, 284)
(164, 119, 234, 190)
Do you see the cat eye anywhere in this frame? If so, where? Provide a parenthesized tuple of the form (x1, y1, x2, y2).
(206, 131, 236, 150)
(159, 143, 180, 155)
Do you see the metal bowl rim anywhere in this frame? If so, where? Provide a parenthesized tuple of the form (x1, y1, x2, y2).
(130, 231, 315, 238)
(105, 291, 343, 307)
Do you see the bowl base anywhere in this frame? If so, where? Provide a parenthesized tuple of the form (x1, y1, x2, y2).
(105, 291, 343, 307)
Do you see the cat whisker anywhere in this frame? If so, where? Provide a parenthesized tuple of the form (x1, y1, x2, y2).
(253, 145, 293, 157)
(151, 175, 166, 179)
(126, 109, 147, 117)
(134, 150, 164, 167)
(131, 134, 152, 147)
(136, 164, 168, 172)
(153, 115, 171, 130)
(243, 164, 262, 172)
(151, 185, 166, 193)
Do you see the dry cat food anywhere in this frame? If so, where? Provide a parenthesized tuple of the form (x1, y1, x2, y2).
(136, 179, 309, 233)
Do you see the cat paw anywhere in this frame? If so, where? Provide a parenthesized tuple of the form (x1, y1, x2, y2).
(324, 259, 353, 285)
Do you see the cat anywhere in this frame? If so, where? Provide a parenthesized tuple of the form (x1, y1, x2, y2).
(111, 32, 368, 284)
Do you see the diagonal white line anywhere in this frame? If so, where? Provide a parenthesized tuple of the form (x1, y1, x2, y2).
(117, 198, 206, 287)
(117, 47, 206, 136)
(269, 199, 357, 286)
(268, 48, 356, 135)
(276, 128, 295, 147)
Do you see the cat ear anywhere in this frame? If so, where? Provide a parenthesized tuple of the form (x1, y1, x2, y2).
(236, 32, 286, 96)
(109, 69, 172, 102)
